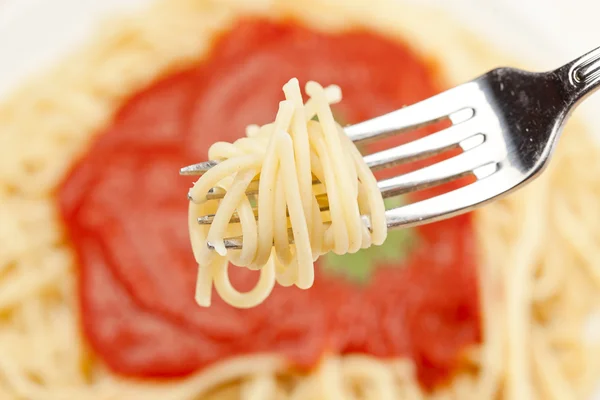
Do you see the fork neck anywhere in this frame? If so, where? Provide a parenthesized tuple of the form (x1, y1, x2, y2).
(555, 46, 600, 106)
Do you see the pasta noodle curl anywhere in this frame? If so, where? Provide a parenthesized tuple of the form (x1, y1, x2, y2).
(188, 78, 387, 308)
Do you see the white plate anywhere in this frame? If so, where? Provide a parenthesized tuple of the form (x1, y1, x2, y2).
(0, 0, 598, 398)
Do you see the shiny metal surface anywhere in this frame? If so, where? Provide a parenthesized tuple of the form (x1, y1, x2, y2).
(182, 46, 600, 249)
(373, 45, 600, 229)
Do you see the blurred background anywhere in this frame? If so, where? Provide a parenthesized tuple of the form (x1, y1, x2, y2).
(1, 0, 599, 129)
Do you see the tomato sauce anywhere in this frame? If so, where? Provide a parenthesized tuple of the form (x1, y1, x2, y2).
(58, 20, 480, 389)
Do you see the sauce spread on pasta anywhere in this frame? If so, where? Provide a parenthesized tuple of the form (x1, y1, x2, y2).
(59, 20, 480, 389)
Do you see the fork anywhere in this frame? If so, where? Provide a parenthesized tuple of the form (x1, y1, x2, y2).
(181, 46, 600, 250)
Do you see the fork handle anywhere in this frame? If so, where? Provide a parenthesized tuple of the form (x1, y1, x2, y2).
(557, 46, 600, 105)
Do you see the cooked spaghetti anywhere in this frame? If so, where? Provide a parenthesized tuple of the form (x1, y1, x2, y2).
(187, 79, 387, 308)
(0, 0, 599, 399)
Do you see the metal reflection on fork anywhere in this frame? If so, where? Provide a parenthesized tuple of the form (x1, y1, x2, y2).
(181, 46, 600, 251)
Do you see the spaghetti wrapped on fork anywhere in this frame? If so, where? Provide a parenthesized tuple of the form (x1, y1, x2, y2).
(187, 78, 387, 308)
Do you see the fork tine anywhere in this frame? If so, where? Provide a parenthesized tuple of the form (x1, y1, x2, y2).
(180, 160, 220, 176)
(205, 178, 323, 201)
(206, 185, 254, 201)
(377, 141, 496, 198)
(364, 121, 480, 171)
(384, 168, 510, 229)
(344, 83, 476, 144)
(207, 215, 373, 250)
(207, 237, 247, 251)
(198, 199, 330, 225)
(208, 229, 295, 251)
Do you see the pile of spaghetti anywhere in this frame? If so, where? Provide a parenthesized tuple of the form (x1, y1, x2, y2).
(0, 0, 599, 399)
(188, 78, 387, 308)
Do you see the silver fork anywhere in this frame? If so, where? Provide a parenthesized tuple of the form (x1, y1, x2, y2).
(181, 46, 600, 250)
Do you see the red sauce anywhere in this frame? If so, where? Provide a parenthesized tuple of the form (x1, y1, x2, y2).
(59, 20, 480, 389)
